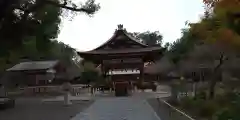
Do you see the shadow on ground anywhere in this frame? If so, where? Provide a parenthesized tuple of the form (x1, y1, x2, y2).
(0, 97, 93, 120)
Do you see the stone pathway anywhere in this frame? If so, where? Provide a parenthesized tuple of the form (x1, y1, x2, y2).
(41, 85, 170, 120)
(70, 97, 161, 120)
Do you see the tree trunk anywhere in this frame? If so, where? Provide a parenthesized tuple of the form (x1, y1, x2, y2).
(209, 79, 217, 99)
(209, 54, 226, 99)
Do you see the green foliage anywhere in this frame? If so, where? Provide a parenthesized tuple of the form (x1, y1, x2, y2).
(169, 1, 240, 119)
(178, 92, 240, 119)
(0, 0, 100, 72)
(129, 31, 163, 46)
(213, 92, 240, 120)
(214, 106, 240, 120)
(80, 61, 102, 84)
(180, 96, 195, 109)
(81, 70, 99, 84)
(196, 90, 207, 100)
(166, 28, 198, 64)
(0, 0, 62, 69)
(179, 96, 219, 119)
(0, 0, 60, 53)
(199, 100, 219, 118)
(164, 42, 171, 49)
(49, 40, 77, 65)
(82, 61, 96, 71)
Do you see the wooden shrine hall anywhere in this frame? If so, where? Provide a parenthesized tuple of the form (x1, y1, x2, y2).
(78, 24, 165, 96)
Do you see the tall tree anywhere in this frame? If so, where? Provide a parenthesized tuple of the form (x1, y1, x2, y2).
(0, 0, 100, 71)
(186, 0, 240, 98)
(129, 31, 163, 46)
(0, 0, 100, 20)
(80, 61, 100, 84)
(0, 0, 100, 60)
(166, 28, 197, 64)
(0, 0, 100, 52)
(49, 40, 77, 64)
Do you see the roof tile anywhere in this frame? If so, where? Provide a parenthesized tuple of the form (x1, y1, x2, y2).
(7, 60, 59, 71)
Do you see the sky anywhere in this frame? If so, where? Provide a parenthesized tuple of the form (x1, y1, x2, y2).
(58, 0, 205, 52)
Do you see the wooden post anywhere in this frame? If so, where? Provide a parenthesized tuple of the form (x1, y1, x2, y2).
(101, 62, 106, 78)
(140, 63, 144, 83)
(139, 63, 144, 92)
(35, 75, 38, 86)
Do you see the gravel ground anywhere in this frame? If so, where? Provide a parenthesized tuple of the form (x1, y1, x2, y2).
(0, 97, 94, 120)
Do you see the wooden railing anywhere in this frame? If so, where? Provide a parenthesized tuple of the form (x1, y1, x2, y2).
(156, 98, 196, 120)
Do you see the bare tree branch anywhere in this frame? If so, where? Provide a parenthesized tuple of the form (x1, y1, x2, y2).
(43, 0, 100, 14)
(209, 53, 228, 99)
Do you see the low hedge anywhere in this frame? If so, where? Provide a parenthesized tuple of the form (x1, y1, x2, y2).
(136, 82, 157, 91)
(178, 96, 220, 119)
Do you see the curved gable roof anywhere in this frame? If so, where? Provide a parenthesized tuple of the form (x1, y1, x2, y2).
(93, 25, 148, 51)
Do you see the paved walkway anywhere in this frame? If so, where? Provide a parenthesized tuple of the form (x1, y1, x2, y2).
(70, 97, 161, 120)
(41, 85, 170, 120)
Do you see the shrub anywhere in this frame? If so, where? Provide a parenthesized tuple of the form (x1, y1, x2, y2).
(196, 91, 207, 100)
(215, 94, 229, 107)
(180, 96, 194, 109)
(198, 100, 219, 118)
(213, 104, 240, 120)
(213, 92, 240, 120)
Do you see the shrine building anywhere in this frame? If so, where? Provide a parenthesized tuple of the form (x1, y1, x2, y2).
(78, 24, 165, 96)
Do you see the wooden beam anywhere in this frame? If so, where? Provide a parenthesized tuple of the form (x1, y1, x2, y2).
(139, 62, 144, 83)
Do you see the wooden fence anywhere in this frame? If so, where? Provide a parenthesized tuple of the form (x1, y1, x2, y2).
(16, 84, 87, 96)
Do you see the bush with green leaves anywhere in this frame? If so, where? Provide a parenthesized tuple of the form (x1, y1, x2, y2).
(80, 70, 100, 84)
(180, 96, 195, 109)
(178, 96, 219, 119)
(198, 100, 219, 118)
(213, 92, 240, 120)
(195, 90, 207, 100)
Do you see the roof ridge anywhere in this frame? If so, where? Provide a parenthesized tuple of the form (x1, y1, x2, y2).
(91, 30, 118, 51)
(85, 25, 148, 51)
(20, 59, 59, 62)
(78, 47, 164, 55)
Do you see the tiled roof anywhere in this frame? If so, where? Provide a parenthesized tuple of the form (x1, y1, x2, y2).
(78, 47, 164, 55)
(93, 27, 148, 51)
(78, 25, 165, 57)
(6, 60, 59, 71)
